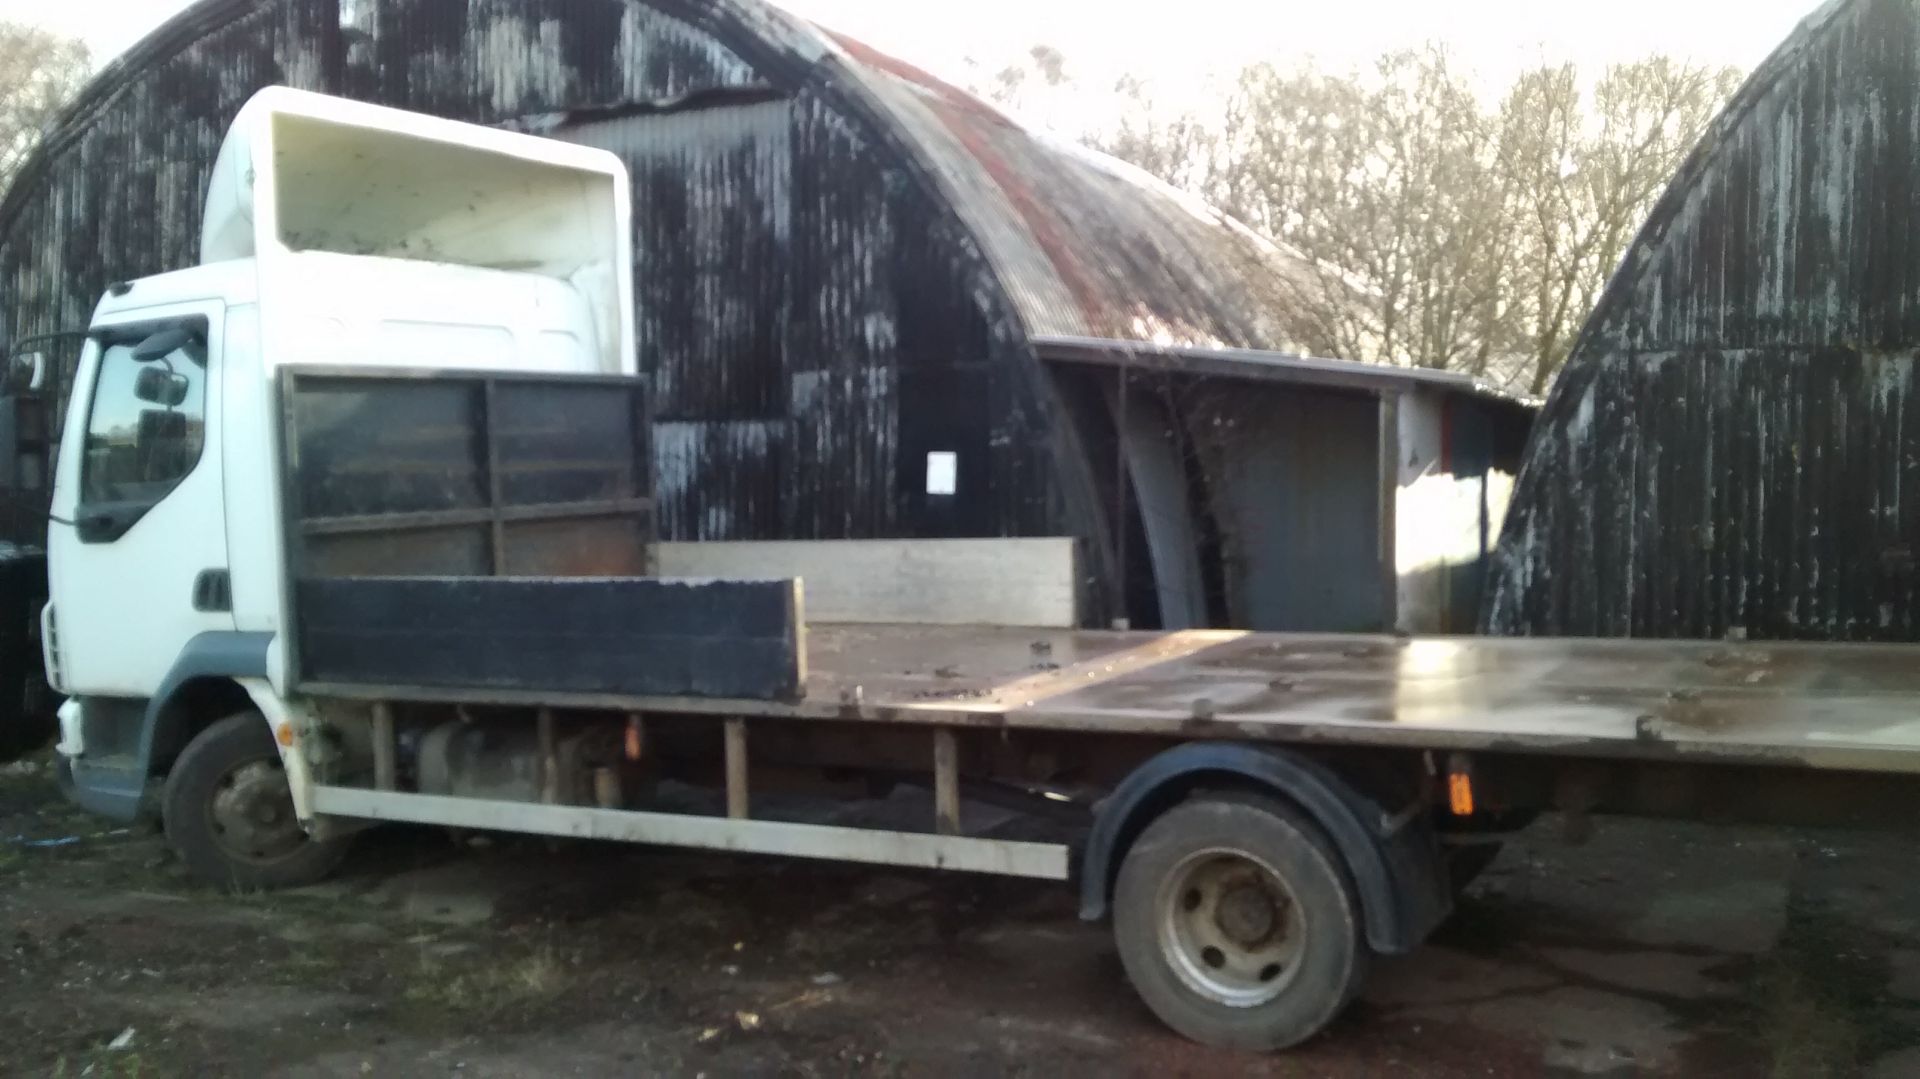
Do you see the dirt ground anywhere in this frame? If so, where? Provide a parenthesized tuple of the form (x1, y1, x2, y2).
(6, 754, 1920, 1078)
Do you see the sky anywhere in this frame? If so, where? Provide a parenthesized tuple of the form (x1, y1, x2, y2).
(0, 0, 1826, 126)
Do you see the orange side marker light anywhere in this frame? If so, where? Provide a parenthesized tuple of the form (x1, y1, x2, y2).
(1447, 771, 1475, 817)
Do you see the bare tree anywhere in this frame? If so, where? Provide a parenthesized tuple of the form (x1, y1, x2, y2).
(0, 22, 90, 192)
(1089, 74, 1218, 194)
(1205, 48, 1511, 369)
(967, 44, 1737, 391)
(975, 44, 1073, 103)
(1496, 58, 1743, 393)
(978, 51, 1221, 194)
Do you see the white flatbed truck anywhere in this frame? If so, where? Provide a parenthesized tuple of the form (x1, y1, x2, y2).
(27, 88, 1920, 1053)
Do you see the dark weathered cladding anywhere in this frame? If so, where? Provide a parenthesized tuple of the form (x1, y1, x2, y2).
(783, 94, 899, 539)
(341, 0, 765, 118)
(561, 98, 795, 541)
(1, 0, 1333, 624)
(0, 0, 1075, 555)
(1487, 0, 1920, 641)
(864, 137, 1058, 542)
(543, 87, 1053, 544)
(335, 0, 818, 543)
(0, 0, 336, 347)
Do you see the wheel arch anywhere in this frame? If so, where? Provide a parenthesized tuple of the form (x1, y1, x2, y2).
(138, 631, 273, 777)
(1080, 742, 1452, 955)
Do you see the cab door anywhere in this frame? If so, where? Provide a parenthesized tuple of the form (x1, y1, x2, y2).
(47, 303, 231, 697)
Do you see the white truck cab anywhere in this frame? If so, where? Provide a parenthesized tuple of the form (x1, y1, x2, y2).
(47, 87, 633, 821)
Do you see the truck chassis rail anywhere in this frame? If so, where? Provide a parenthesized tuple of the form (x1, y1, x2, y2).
(310, 785, 1071, 879)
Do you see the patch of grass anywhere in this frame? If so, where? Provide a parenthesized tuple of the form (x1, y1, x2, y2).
(403, 946, 568, 1017)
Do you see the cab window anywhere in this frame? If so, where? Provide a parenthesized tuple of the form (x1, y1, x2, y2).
(80, 325, 209, 511)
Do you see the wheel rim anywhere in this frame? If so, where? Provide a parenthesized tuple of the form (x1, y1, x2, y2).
(1156, 847, 1307, 1008)
(206, 758, 308, 865)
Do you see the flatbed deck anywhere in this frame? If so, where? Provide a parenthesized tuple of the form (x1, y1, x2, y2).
(304, 624, 1920, 774)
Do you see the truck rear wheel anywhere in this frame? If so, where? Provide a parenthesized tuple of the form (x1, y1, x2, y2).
(163, 712, 349, 889)
(1113, 793, 1367, 1050)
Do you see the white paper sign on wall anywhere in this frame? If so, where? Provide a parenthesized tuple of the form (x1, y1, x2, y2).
(926, 451, 958, 496)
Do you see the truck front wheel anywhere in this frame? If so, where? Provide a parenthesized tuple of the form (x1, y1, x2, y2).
(1113, 792, 1368, 1050)
(162, 712, 349, 889)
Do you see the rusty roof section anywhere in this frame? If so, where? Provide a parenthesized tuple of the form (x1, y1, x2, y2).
(818, 28, 1328, 353)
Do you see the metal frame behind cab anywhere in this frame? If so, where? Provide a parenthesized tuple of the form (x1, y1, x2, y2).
(272, 363, 653, 690)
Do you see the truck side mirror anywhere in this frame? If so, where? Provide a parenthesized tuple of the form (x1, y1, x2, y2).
(4, 350, 46, 396)
(134, 366, 190, 408)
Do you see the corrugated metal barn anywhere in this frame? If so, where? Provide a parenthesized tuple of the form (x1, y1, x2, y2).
(0, 0, 1531, 633)
(1486, 0, 1920, 641)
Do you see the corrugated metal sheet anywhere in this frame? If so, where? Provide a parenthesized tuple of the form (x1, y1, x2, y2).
(825, 34, 1325, 352)
(0, 0, 337, 346)
(1485, 0, 1920, 641)
(1180, 382, 1387, 632)
(345, 0, 766, 119)
(0, 1, 1069, 557)
(562, 98, 796, 541)
(0, 0, 1355, 625)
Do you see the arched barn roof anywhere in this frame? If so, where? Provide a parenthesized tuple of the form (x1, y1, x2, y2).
(1485, 0, 1920, 641)
(820, 33, 1322, 349)
(0, 0, 1323, 354)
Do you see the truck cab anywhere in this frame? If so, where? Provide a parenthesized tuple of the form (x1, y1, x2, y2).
(46, 87, 634, 821)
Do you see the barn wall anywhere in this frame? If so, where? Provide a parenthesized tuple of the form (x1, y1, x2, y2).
(0, 0, 1067, 552)
(1487, 0, 1920, 641)
(1183, 383, 1386, 633)
(340, 0, 765, 121)
(0, 0, 338, 348)
(557, 91, 1055, 543)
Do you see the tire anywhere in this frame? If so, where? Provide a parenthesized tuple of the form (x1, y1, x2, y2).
(1114, 793, 1368, 1051)
(163, 712, 350, 889)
